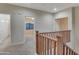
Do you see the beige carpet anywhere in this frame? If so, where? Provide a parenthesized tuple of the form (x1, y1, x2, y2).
(2, 36, 36, 55)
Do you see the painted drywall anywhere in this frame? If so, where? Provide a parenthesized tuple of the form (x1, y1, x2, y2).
(73, 7, 79, 52)
(35, 13, 54, 32)
(0, 14, 11, 51)
(0, 4, 55, 45)
(0, 14, 10, 41)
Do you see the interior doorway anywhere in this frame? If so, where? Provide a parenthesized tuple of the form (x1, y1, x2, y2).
(56, 17, 68, 31)
(24, 16, 35, 37)
(24, 17, 36, 54)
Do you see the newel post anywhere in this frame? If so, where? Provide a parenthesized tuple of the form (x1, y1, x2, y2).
(36, 31, 39, 54)
(56, 35, 63, 55)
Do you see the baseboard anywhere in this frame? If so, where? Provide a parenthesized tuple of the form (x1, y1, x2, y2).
(11, 41, 25, 46)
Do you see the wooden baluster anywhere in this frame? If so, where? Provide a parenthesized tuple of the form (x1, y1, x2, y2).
(54, 41, 56, 55)
(51, 33, 52, 37)
(48, 33, 49, 37)
(56, 36, 63, 55)
(44, 37, 46, 55)
(63, 44, 65, 55)
(43, 37, 45, 55)
(52, 33, 53, 37)
(72, 51, 74, 55)
(50, 40, 52, 55)
(62, 31, 65, 42)
(36, 31, 38, 53)
(48, 39, 50, 55)
(49, 33, 50, 37)
(49, 33, 51, 37)
(41, 36, 43, 55)
(47, 38, 49, 55)
(65, 45, 67, 55)
(67, 48, 69, 55)
(40, 36, 42, 55)
(48, 33, 49, 36)
(55, 33, 56, 38)
(75, 53, 77, 55)
(66, 46, 68, 55)
(73, 52, 74, 55)
(54, 33, 55, 38)
(42, 36, 44, 55)
(73, 52, 75, 55)
(47, 33, 48, 36)
(69, 49, 71, 55)
(74, 53, 75, 55)
(68, 31, 70, 42)
(38, 35, 39, 54)
(38, 35, 40, 54)
(40, 35, 42, 55)
(39, 35, 41, 55)
(70, 49, 72, 55)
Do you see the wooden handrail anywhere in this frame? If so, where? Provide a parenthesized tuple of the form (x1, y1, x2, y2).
(57, 36, 78, 55)
(56, 36, 78, 55)
(40, 30, 71, 43)
(36, 31, 57, 55)
(63, 43, 78, 55)
(36, 31, 78, 55)
(40, 30, 71, 34)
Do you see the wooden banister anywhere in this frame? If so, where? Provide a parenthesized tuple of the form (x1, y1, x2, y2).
(63, 43, 78, 55)
(36, 31, 57, 55)
(36, 31, 39, 54)
(40, 30, 71, 43)
(56, 35, 78, 55)
(36, 31, 78, 55)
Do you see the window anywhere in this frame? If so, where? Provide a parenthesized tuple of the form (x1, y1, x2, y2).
(26, 23, 34, 30)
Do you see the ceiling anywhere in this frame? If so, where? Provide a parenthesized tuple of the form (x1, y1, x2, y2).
(9, 3, 79, 13)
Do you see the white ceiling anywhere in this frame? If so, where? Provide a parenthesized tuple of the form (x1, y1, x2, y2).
(9, 3, 79, 13)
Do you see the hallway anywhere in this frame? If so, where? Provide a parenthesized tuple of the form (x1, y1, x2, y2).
(0, 3, 79, 55)
(3, 36, 36, 55)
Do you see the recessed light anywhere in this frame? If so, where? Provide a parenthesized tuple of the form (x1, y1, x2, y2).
(53, 8, 57, 11)
(32, 18, 35, 20)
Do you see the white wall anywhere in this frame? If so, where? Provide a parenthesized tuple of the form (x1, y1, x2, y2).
(0, 4, 55, 45)
(0, 14, 11, 51)
(73, 7, 79, 52)
(35, 13, 54, 32)
(0, 14, 10, 40)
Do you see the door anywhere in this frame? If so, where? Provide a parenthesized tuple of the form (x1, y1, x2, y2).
(56, 17, 68, 31)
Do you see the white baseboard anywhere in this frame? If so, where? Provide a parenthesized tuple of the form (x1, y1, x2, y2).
(11, 41, 25, 46)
